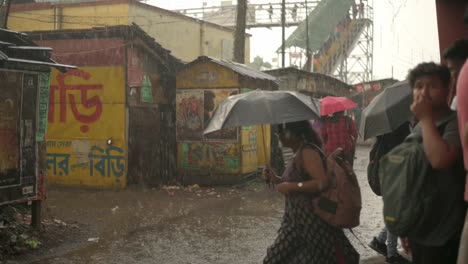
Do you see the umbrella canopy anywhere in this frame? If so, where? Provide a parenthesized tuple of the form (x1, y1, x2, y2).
(320, 96, 357, 116)
(204, 90, 321, 134)
(359, 80, 413, 140)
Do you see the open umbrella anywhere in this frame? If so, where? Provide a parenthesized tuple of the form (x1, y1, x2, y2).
(204, 90, 320, 134)
(359, 80, 413, 140)
(320, 96, 357, 116)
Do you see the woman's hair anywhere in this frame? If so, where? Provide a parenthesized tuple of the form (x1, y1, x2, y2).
(279, 120, 322, 148)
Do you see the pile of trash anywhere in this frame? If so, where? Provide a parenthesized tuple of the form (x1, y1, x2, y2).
(0, 205, 42, 260)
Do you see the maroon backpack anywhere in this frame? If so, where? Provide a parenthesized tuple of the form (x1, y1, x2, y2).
(296, 145, 362, 228)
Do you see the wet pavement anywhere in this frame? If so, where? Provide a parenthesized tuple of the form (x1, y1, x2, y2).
(5, 145, 394, 264)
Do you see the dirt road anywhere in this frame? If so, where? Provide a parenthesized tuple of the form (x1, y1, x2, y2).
(4, 146, 391, 264)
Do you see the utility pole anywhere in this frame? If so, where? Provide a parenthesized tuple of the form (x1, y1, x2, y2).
(281, 0, 286, 68)
(2, 0, 11, 28)
(233, 0, 247, 63)
(305, 0, 311, 71)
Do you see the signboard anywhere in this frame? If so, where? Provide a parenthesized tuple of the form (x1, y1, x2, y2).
(36, 73, 50, 141)
(141, 75, 153, 103)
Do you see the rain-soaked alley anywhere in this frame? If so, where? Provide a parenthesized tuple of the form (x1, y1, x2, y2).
(5, 146, 390, 264)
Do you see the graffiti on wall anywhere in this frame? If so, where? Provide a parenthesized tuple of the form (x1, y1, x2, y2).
(241, 127, 258, 154)
(48, 67, 125, 137)
(181, 142, 239, 172)
(204, 89, 238, 140)
(177, 89, 240, 141)
(0, 72, 21, 187)
(49, 69, 103, 134)
(89, 145, 125, 181)
(46, 140, 125, 185)
(240, 126, 258, 173)
(47, 67, 126, 187)
(176, 90, 204, 140)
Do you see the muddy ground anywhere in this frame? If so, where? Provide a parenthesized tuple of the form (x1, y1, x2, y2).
(2, 146, 397, 264)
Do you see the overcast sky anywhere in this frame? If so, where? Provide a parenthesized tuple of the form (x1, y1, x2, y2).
(149, 0, 440, 81)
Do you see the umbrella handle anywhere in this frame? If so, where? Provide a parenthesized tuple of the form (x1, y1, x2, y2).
(261, 125, 268, 167)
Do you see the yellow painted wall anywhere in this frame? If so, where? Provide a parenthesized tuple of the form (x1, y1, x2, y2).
(9, 4, 129, 31)
(240, 126, 258, 174)
(256, 125, 271, 167)
(8, 8, 55, 31)
(177, 62, 239, 89)
(46, 66, 126, 188)
(9, 1, 249, 63)
(129, 3, 250, 62)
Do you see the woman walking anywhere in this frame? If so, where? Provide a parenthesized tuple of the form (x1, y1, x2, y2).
(263, 121, 359, 264)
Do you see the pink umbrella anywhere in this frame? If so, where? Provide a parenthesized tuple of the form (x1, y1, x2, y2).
(320, 96, 358, 116)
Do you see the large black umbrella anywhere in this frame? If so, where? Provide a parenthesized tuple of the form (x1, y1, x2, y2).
(360, 81, 413, 140)
(204, 90, 321, 134)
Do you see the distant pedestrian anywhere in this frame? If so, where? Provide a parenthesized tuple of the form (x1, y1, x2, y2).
(358, 0, 364, 18)
(291, 4, 297, 21)
(269, 4, 273, 20)
(263, 121, 359, 264)
(352, 3, 357, 19)
(321, 111, 358, 167)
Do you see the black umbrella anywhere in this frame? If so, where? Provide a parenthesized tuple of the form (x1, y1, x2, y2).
(204, 90, 321, 134)
(360, 81, 413, 140)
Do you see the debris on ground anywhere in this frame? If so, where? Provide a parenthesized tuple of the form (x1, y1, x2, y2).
(0, 205, 42, 260)
(0, 204, 87, 262)
(111, 206, 119, 214)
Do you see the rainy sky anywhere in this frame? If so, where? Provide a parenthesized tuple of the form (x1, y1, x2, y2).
(148, 0, 440, 81)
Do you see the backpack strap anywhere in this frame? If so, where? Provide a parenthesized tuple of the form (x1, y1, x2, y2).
(293, 143, 328, 179)
(348, 228, 368, 249)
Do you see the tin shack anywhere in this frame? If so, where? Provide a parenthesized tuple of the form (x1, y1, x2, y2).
(264, 67, 353, 98)
(176, 56, 278, 185)
(27, 24, 182, 188)
(0, 28, 74, 227)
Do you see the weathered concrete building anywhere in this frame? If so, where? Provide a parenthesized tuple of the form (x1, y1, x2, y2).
(0, 28, 74, 226)
(264, 67, 353, 98)
(9, 0, 250, 62)
(176, 56, 278, 185)
(27, 24, 182, 188)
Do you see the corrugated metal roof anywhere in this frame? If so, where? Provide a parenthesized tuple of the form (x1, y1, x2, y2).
(25, 24, 182, 73)
(187, 56, 278, 83)
(9, 46, 53, 51)
(0, 28, 75, 71)
(7, 58, 75, 69)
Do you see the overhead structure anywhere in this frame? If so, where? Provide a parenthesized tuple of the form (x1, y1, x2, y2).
(283, 0, 373, 84)
(283, 0, 353, 51)
(172, 0, 374, 84)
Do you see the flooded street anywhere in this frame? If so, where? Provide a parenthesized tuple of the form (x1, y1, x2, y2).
(6, 145, 388, 264)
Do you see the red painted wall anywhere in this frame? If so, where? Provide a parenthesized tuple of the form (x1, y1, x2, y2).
(435, 0, 468, 58)
(35, 38, 125, 67)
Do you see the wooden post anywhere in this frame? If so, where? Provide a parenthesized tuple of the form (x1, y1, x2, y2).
(31, 200, 42, 229)
(233, 0, 247, 63)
